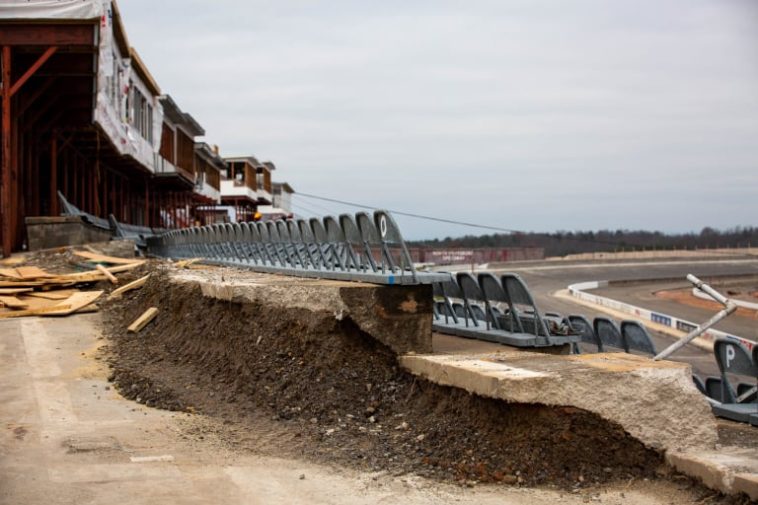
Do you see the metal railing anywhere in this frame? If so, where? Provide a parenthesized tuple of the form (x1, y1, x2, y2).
(146, 210, 451, 285)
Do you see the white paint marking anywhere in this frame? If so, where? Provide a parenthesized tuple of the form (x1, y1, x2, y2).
(130, 455, 175, 463)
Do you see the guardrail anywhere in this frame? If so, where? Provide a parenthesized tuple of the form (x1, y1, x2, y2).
(146, 210, 451, 286)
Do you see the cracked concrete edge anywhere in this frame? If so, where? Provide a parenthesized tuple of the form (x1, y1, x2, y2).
(168, 269, 433, 354)
(398, 353, 718, 453)
(666, 451, 758, 500)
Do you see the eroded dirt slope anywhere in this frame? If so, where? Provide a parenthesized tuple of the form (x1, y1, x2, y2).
(102, 271, 663, 488)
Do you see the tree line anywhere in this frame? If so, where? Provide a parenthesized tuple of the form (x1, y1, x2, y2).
(408, 226, 758, 258)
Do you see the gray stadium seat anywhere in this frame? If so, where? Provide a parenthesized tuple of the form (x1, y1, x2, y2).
(568, 314, 603, 353)
(710, 338, 758, 424)
(593, 317, 626, 352)
(620, 321, 657, 356)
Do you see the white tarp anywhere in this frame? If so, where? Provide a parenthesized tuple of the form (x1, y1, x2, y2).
(0, 0, 103, 20)
(90, 0, 163, 171)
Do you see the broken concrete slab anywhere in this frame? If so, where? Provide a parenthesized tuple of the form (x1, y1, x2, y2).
(666, 448, 758, 500)
(399, 351, 718, 453)
(170, 268, 433, 354)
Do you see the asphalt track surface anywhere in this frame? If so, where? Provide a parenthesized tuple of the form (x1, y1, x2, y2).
(482, 257, 758, 377)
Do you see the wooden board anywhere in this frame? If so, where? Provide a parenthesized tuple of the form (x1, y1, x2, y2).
(73, 251, 143, 265)
(42, 291, 103, 316)
(0, 296, 29, 309)
(0, 268, 22, 279)
(15, 266, 57, 279)
(127, 307, 158, 333)
(0, 256, 26, 266)
(175, 258, 203, 269)
(109, 274, 149, 299)
(25, 290, 75, 300)
(96, 264, 119, 284)
(0, 304, 73, 318)
(0, 287, 33, 295)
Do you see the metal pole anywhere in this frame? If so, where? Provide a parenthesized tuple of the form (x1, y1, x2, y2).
(654, 275, 737, 361)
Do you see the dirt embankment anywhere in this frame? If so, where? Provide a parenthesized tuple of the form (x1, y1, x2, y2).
(102, 270, 665, 488)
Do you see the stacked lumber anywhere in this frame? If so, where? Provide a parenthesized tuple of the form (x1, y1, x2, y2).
(0, 251, 149, 319)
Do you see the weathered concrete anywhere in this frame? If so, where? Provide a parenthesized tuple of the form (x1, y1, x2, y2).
(400, 351, 718, 453)
(170, 268, 433, 354)
(25, 216, 112, 250)
(667, 448, 758, 500)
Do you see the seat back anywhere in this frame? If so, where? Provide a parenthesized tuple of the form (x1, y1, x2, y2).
(456, 272, 485, 328)
(568, 314, 602, 352)
(692, 374, 706, 395)
(501, 273, 550, 336)
(593, 317, 626, 351)
(714, 338, 758, 403)
(478, 273, 520, 332)
(620, 321, 657, 356)
(704, 376, 724, 402)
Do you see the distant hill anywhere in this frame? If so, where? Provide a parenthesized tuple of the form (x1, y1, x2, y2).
(408, 226, 758, 258)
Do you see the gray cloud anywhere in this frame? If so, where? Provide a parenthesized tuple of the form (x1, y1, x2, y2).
(119, 0, 758, 238)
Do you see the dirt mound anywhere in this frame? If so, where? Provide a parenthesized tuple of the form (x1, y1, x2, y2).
(102, 270, 663, 488)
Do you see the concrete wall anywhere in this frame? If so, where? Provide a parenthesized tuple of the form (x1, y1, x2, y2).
(25, 216, 113, 251)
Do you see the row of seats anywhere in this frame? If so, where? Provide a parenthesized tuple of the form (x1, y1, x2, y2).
(432, 272, 657, 355)
(432, 272, 578, 347)
(693, 338, 758, 426)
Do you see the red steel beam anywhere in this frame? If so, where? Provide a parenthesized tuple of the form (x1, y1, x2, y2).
(10, 46, 57, 97)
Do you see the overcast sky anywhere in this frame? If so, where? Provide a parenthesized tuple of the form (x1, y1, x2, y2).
(119, 0, 758, 239)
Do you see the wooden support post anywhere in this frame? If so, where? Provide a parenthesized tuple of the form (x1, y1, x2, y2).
(50, 133, 57, 215)
(1, 46, 12, 257)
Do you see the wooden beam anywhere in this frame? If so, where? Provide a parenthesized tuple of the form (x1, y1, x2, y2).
(95, 264, 118, 284)
(0, 25, 94, 46)
(50, 133, 57, 214)
(108, 273, 149, 300)
(127, 307, 158, 333)
(2, 46, 12, 257)
(9, 46, 57, 97)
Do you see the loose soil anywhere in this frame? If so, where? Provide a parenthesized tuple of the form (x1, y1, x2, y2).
(99, 268, 746, 501)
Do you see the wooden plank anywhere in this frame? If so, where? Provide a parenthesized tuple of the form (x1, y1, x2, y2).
(175, 258, 202, 269)
(109, 274, 149, 299)
(0, 268, 22, 279)
(96, 264, 118, 284)
(0, 257, 25, 266)
(25, 290, 75, 300)
(0, 280, 46, 287)
(0, 304, 72, 319)
(15, 266, 57, 279)
(0, 296, 28, 309)
(73, 251, 142, 265)
(42, 291, 103, 317)
(62, 261, 146, 280)
(0, 287, 33, 295)
(127, 307, 158, 333)
(14, 296, 55, 311)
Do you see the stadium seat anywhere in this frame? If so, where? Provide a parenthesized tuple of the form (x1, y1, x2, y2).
(593, 317, 626, 352)
(710, 337, 758, 424)
(619, 321, 657, 357)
